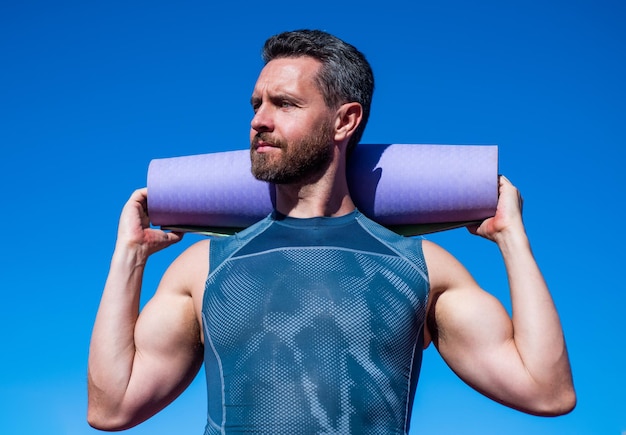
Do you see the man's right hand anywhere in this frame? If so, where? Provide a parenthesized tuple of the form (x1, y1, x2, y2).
(116, 188, 184, 260)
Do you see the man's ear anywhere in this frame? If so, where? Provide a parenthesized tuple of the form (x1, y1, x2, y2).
(334, 102, 363, 143)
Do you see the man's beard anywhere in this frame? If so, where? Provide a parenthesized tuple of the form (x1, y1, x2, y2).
(250, 120, 334, 184)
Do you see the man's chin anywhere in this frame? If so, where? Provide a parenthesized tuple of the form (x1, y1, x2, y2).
(251, 165, 296, 184)
(251, 162, 282, 183)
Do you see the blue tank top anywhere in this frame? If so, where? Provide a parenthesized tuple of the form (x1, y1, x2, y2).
(202, 210, 429, 434)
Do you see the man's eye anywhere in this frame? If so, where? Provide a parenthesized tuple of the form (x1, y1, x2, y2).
(281, 100, 294, 108)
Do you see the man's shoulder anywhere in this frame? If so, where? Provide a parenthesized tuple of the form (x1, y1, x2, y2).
(184, 238, 211, 255)
(168, 239, 210, 277)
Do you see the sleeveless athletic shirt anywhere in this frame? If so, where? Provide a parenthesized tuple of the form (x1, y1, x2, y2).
(201, 210, 429, 434)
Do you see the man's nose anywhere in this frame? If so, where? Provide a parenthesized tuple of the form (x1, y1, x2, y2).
(251, 104, 273, 133)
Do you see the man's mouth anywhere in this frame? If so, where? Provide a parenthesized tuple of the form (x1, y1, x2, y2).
(253, 135, 282, 152)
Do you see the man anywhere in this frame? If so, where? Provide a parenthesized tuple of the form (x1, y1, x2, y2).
(88, 30, 575, 434)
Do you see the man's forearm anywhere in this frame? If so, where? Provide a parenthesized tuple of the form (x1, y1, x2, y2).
(88, 246, 147, 421)
(497, 227, 575, 409)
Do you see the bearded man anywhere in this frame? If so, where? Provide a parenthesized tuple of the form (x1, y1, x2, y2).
(88, 30, 575, 434)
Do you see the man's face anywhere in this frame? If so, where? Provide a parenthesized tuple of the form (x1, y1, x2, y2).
(249, 56, 335, 184)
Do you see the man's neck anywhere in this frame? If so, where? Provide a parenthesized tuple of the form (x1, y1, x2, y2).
(274, 155, 355, 219)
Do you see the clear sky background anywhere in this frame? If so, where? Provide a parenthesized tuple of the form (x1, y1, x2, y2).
(1, 1, 624, 434)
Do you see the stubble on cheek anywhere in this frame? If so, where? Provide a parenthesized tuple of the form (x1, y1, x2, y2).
(249, 133, 287, 182)
(249, 120, 334, 185)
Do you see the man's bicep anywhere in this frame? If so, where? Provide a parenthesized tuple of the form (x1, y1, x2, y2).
(136, 287, 202, 372)
(434, 285, 547, 409)
(423, 240, 537, 407)
(422, 240, 489, 348)
(433, 285, 516, 372)
(124, 248, 206, 421)
(119, 290, 202, 422)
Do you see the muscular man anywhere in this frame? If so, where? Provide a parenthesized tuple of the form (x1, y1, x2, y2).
(88, 30, 575, 434)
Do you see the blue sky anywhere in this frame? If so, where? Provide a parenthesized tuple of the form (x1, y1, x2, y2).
(1, 1, 624, 434)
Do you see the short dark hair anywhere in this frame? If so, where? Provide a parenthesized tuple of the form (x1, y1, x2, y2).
(262, 30, 374, 155)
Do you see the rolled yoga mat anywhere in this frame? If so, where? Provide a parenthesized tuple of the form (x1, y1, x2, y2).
(147, 144, 499, 236)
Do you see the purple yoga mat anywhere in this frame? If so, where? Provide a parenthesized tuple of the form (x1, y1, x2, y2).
(147, 144, 498, 235)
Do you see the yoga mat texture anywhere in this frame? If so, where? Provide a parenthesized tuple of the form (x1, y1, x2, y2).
(147, 144, 498, 236)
